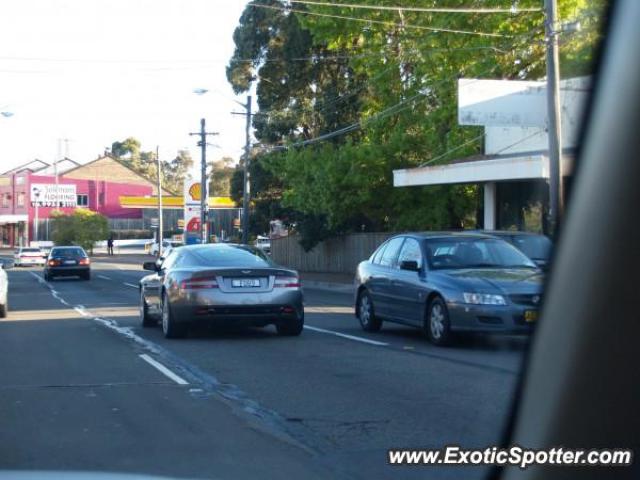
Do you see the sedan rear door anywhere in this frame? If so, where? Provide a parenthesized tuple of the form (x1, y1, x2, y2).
(367, 236, 405, 318)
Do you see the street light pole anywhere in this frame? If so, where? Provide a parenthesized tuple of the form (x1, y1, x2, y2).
(242, 95, 252, 245)
(33, 191, 40, 245)
(545, 0, 564, 235)
(156, 146, 163, 257)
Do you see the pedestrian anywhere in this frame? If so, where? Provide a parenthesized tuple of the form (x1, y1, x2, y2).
(107, 235, 114, 256)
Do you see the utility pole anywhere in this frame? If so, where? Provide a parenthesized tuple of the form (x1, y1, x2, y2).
(156, 146, 163, 257)
(545, 0, 564, 235)
(189, 119, 218, 244)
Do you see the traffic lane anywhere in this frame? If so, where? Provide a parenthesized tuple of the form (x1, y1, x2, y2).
(303, 287, 527, 374)
(1, 385, 331, 480)
(100, 314, 513, 480)
(44, 266, 525, 381)
(1, 270, 334, 480)
(47, 280, 518, 479)
(0, 270, 170, 387)
(63, 261, 528, 374)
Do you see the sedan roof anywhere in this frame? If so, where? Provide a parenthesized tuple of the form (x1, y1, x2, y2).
(402, 231, 498, 240)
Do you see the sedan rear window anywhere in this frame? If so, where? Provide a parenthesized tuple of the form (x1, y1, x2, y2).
(511, 235, 552, 261)
(51, 248, 86, 258)
(188, 245, 274, 268)
(20, 248, 41, 253)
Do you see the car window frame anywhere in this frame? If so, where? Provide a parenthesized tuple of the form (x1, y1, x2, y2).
(378, 236, 405, 269)
(370, 241, 388, 264)
(396, 237, 424, 271)
(158, 249, 180, 272)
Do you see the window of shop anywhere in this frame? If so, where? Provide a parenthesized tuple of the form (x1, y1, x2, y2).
(2, 194, 9, 208)
(77, 194, 89, 207)
(497, 180, 550, 234)
(17, 192, 25, 207)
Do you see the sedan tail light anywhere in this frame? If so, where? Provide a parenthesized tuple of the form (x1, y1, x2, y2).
(79, 258, 90, 266)
(48, 259, 61, 266)
(274, 276, 301, 288)
(180, 277, 219, 290)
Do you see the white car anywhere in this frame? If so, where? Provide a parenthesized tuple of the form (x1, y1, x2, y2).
(150, 240, 182, 257)
(14, 247, 46, 267)
(254, 236, 271, 254)
(0, 260, 9, 318)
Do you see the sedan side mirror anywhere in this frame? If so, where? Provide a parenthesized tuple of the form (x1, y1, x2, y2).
(143, 261, 159, 272)
(400, 260, 420, 272)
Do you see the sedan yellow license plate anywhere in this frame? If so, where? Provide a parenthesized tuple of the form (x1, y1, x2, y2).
(524, 310, 538, 323)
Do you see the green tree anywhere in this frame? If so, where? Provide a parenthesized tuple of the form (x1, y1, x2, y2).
(110, 138, 192, 195)
(51, 209, 109, 254)
(228, 0, 608, 248)
(209, 156, 236, 198)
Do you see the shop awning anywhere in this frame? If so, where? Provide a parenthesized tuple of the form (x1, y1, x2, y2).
(0, 214, 28, 224)
(119, 196, 238, 210)
(393, 153, 574, 187)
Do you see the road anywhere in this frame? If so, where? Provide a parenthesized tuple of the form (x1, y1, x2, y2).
(0, 257, 528, 479)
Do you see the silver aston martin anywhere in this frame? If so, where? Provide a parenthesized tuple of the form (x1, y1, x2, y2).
(139, 243, 304, 338)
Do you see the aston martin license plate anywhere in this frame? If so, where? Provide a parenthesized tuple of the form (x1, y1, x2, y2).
(524, 310, 538, 323)
(232, 278, 260, 288)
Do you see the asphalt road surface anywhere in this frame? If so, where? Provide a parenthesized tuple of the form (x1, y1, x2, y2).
(0, 258, 529, 480)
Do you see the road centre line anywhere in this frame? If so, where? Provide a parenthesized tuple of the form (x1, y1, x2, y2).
(123, 282, 138, 289)
(97, 274, 112, 280)
(139, 354, 189, 385)
(304, 325, 389, 346)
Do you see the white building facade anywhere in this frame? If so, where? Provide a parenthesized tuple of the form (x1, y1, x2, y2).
(393, 77, 590, 233)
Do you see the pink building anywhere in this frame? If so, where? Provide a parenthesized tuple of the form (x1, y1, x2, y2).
(0, 156, 160, 247)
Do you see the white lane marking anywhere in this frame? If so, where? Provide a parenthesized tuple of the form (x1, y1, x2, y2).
(139, 354, 189, 385)
(304, 325, 389, 346)
(74, 306, 91, 317)
(97, 274, 112, 280)
(123, 282, 138, 289)
(28, 271, 70, 306)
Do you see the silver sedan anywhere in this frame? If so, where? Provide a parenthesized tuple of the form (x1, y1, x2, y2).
(139, 244, 304, 338)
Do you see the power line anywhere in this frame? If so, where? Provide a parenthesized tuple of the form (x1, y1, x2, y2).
(250, 3, 515, 38)
(418, 129, 546, 169)
(418, 133, 486, 168)
(288, 0, 542, 15)
(248, 25, 544, 119)
(264, 39, 542, 153)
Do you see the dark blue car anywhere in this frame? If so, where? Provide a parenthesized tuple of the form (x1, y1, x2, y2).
(354, 232, 544, 346)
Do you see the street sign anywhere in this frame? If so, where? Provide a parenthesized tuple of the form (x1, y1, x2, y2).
(150, 217, 159, 227)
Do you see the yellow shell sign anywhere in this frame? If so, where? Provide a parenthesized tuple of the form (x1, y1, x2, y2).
(188, 182, 201, 201)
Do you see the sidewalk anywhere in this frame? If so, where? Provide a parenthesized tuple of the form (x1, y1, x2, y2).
(299, 272, 354, 295)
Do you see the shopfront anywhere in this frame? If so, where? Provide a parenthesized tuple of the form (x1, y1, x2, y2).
(0, 215, 28, 247)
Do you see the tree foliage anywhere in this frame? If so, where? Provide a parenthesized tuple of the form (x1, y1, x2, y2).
(51, 209, 109, 254)
(110, 138, 194, 194)
(227, 0, 608, 248)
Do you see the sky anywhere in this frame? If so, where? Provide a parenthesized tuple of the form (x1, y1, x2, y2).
(0, 0, 251, 171)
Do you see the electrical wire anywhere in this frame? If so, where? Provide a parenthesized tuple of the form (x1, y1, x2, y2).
(418, 133, 486, 168)
(249, 25, 543, 120)
(418, 129, 546, 169)
(288, 0, 542, 15)
(250, 3, 515, 38)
